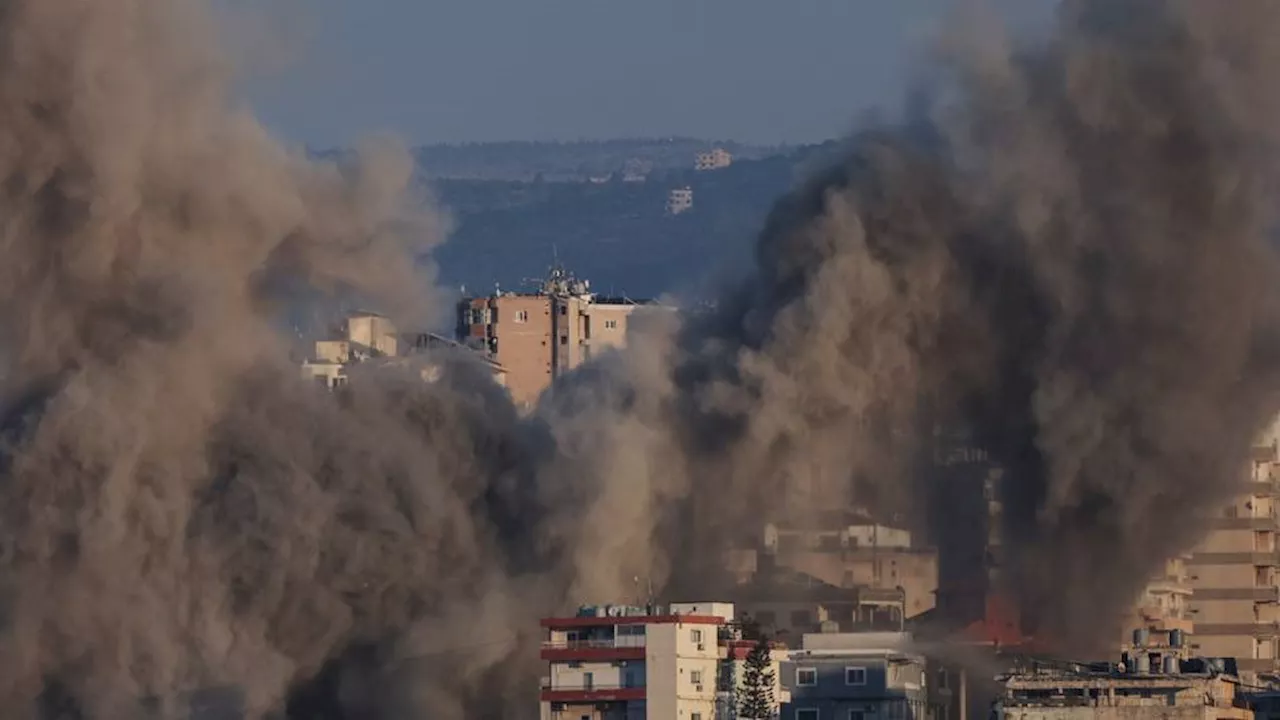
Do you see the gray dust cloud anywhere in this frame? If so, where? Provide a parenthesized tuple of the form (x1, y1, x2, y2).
(1, 0, 1279, 717)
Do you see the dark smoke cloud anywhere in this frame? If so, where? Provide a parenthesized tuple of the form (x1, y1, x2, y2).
(1, 0, 1280, 717)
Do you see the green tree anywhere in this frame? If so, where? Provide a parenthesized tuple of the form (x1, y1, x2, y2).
(738, 637, 776, 720)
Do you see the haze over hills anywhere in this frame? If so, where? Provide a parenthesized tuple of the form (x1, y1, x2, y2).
(396, 139, 843, 300)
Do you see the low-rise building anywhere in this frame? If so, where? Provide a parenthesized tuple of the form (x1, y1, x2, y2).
(995, 657, 1252, 720)
(667, 187, 694, 215)
(539, 602, 789, 720)
(695, 148, 733, 171)
(781, 632, 942, 720)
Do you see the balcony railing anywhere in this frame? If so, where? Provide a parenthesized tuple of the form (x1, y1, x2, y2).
(541, 682, 643, 692)
(541, 638, 645, 650)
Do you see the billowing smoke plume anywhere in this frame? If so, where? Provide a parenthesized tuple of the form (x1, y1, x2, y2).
(1, 0, 1280, 717)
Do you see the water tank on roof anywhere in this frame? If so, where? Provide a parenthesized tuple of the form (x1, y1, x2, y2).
(1170, 629, 1184, 648)
(1133, 628, 1149, 647)
(1163, 655, 1179, 674)
(1135, 654, 1151, 674)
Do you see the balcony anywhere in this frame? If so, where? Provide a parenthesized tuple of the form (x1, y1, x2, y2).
(540, 682, 646, 703)
(541, 639, 646, 662)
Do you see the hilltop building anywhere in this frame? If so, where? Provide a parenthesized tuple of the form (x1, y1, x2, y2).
(695, 148, 733, 171)
(539, 601, 789, 720)
(457, 264, 664, 410)
(667, 187, 694, 215)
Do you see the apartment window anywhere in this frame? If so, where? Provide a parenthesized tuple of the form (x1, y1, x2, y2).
(605, 319, 618, 330)
(560, 305, 568, 315)
(691, 670, 703, 685)
(691, 629, 704, 644)
(797, 668, 817, 687)
(846, 667, 867, 685)
(937, 668, 949, 690)
(797, 710, 819, 720)
(514, 310, 529, 323)
(560, 335, 568, 345)
(583, 672, 594, 690)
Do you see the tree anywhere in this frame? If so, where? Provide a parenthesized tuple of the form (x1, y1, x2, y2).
(738, 636, 776, 720)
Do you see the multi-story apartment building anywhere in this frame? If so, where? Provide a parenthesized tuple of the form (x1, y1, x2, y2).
(737, 568, 910, 643)
(301, 311, 506, 390)
(539, 602, 787, 720)
(1188, 426, 1280, 680)
(781, 632, 945, 720)
(666, 187, 694, 215)
(731, 514, 939, 620)
(457, 264, 660, 409)
(1119, 556, 1195, 655)
(695, 148, 732, 171)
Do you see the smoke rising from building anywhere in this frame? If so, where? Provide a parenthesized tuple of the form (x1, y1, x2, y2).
(0, 0, 1278, 717)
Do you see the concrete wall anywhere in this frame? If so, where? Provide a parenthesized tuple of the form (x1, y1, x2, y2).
(645, 623, 720, 720)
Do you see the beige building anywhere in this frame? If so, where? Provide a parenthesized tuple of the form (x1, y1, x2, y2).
(1188, 420, 1280, 679)
(995, 663, 1252, 720)
(457, 265, 659, 410)
(539, 601, 789, 720)
(732, 515, 939, 620)
(1119, 557, 1194, 655)
(302, 311, 506, 390)
(694, 148, 732, 171)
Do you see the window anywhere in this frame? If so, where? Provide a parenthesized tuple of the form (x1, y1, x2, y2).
(691, 670, 703, 685)
(937, 668, 949, 690)
(583, 672, 594, 690)
(514, 310, 529, 323)
(797, 668, 817, 686)
(846, 667, 867, 685)
(605, 319, 618, 330)
(797, 710, 819, 720)
(691, 629, 703, 644)
(560, 335, 568, 345)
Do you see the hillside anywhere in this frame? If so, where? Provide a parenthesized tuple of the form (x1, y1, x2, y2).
(430, 142, 841, 299)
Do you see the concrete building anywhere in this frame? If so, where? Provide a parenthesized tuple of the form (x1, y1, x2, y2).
(667, 187, 694, 215)
(781, 632, 944, 720)
(302, 311, 507, 390)
(994, 657, 1252, 720)
(1120, 558, 1195, 656)
(695, 148, 733, 171)
(731, 514, 938, 621)
(457, 265, 660, 410)
(539, 601, 789, 720)
(1188, 420, 1280, 679)
(737, 568, 910, 646)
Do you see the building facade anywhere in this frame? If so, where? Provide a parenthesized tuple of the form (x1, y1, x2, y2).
(695, 148, 733, 171)
(995, 659, 1252, 720)
(457, 265, 658, 410)
(301, 311, 506, 390)
(667, 187, 694, 215)
(781, 632, 940, 720)
(539, 602, 787, 720)
(1188, 421, 1280, 679)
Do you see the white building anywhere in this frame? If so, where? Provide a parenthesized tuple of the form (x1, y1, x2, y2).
(667, 187, 693, 215)
(540, 602, 788, 720)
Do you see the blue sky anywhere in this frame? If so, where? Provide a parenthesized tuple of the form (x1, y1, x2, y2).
(240, 0, 1051, 147)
